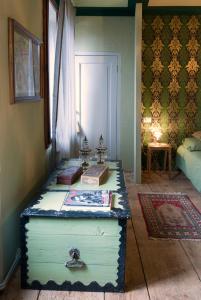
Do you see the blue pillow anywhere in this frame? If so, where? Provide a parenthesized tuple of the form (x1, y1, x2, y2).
(182, 137, 201, 151)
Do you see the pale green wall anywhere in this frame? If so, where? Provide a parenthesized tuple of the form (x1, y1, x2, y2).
(0, 0, 49, 281)
(75, 17, 135, 170)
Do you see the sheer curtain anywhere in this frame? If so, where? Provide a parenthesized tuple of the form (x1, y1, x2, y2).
(52, 0, 77, 162)
(48, 1, 58, 138)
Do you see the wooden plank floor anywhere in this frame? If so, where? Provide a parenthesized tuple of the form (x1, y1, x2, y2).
(1, 171, 201, 300)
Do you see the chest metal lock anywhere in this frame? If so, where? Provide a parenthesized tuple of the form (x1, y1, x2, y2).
(65, 248, 86, 269)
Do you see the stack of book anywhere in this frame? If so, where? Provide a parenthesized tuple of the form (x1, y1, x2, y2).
(63, 190, 113, 211)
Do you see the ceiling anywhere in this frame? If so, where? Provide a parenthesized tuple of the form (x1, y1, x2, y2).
(74, 0, 135, 16)
(73, 0, 201, 15)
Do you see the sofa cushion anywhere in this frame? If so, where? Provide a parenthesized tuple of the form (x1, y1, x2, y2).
(183, 137, 201, 151)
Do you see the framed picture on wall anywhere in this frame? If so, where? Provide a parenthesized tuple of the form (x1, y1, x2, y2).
(8, 18, 43, 103)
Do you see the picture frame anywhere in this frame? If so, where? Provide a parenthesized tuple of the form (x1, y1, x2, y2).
(8, 18, 43, 104)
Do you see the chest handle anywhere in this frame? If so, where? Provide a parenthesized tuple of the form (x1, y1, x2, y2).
(65, 248, 86, 269)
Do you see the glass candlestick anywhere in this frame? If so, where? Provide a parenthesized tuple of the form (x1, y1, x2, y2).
(79, 136, 91, 169)
(95, 135, 107, 164)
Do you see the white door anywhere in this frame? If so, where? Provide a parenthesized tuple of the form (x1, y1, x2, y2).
(75, 54, 118, 160)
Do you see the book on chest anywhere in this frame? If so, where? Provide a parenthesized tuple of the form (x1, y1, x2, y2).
(63, 190, 112, 211)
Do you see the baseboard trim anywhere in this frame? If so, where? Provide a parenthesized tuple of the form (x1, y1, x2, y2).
(0, 248, 21, 290)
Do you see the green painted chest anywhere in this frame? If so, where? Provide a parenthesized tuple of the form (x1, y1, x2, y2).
(21, 160, 130, 292)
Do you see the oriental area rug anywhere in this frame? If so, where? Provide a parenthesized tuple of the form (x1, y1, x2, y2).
(138, 193, 201, 240)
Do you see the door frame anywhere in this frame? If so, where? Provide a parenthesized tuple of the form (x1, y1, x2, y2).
(75, 51, 121, 160)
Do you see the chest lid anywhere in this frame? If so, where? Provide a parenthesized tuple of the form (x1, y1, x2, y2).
(21, 160, 131, 220)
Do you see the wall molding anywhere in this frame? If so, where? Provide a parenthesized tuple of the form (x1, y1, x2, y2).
(76, 7, 134, 16)
(143, 6, 201, 14)
(0, 248, 21, 290)
(134, 3, 142, 183)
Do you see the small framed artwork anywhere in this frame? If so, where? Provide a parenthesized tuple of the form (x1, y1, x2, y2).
(8, 18, 43, 103)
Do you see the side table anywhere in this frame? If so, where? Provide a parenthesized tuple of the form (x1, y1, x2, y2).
(147, 142, 172, 176)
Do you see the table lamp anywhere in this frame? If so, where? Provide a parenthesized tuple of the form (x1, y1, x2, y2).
(151, 127, 162, 143)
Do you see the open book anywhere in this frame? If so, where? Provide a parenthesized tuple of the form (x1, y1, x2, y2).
(62, 190, 113, 211)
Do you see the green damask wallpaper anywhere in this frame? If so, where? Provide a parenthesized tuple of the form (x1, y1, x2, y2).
(142, 15, 201, 148)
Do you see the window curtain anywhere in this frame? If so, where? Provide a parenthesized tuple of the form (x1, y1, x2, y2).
(52, 0, 77, 162)
(48, 1, 58, 138)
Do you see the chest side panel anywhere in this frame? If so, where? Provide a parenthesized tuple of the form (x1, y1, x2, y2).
(25, 218, 121, 286)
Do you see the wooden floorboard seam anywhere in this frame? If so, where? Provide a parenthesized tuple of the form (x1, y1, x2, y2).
(37, 290, 41, 300)
(179, 241, 201, 283)
(130, 216, 151, 300)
